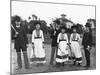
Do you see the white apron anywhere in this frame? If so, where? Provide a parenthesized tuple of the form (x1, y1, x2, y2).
(56, 41, 69, 63)
(70, 33, 82, 63)
(71, 41, 82, 58)
(56, 33, 69, 63)
(34, 38, 45, 58)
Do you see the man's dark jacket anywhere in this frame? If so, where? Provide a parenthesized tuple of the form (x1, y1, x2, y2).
(50, 29, 60, 47)
(12, 26, 28, 50)
(82, 32, 92, 48)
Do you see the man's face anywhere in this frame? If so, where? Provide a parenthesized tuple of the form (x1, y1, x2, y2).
(52, 24, 56, 30)
(86, 27, 89, 32)
(15, 21, 21, 28)
(56, 25, 59, 30)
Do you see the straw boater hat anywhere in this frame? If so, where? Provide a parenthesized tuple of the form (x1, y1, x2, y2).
(60, 26, 66, 30)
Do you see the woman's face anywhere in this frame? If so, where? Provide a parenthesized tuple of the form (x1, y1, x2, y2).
(61, 29, 65, 33)
(73, 29, 76, 33)
(36, 24, 40, 30)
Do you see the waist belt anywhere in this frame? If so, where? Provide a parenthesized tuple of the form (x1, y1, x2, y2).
(72, 40, 78, 41)
(59, 40, 66, 41)
(34, 37, 42, 39)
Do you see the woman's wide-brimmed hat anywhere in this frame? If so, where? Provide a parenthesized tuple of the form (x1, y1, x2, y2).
(34, 21, 41, 26)
(60, 26, 66, 30)
(71, 25, 78, 30)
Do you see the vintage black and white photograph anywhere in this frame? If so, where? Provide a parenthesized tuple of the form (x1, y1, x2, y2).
(11, 0, 96, 74)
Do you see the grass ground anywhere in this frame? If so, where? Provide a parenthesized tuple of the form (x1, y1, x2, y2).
(11, 36, 96, 75)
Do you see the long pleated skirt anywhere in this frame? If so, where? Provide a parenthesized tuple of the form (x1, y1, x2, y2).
(34, 39, 46, 63)
(56, 41, 69, 63)
(70, 41, 82, 63)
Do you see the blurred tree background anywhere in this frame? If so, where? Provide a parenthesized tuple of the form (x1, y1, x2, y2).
(11, 14, 96, 45)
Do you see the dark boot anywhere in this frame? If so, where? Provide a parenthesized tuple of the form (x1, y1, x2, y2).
(17, 52, 22, 69)
(56, 62, 61, 67)
(62, 62, 65, 66)
(23, 51, 30, 69)
(50, 47, 56, 65)
(73, 61, 76, 65)
(84, 48, 90, 67)
(77, 63, 81, 66)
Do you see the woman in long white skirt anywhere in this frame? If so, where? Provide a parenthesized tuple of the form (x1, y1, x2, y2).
(32, 23, 46, 64)
(70, 26, 82, 66)
(56, 27, 69, 66)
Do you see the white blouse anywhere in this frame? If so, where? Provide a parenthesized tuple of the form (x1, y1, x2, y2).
(57, 33, 68, 43)
(32, 29, 44, 43)
(70, 33, 80, 43)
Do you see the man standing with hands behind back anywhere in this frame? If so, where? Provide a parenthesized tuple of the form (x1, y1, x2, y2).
(82, 23, 92, 68)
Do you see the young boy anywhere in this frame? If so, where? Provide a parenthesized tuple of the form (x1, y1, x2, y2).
(12, 16, 30, 69)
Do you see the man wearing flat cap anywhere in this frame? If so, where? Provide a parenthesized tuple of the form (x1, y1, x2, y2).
(82, 23, 92, 68)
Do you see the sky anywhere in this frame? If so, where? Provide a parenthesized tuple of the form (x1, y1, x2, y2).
(11, 1, 95, 26)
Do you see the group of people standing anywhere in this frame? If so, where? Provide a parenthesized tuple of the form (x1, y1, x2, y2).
(50, 25, 82, 66)
(50, 23, 92, 67)
(12, 16, 92, 70)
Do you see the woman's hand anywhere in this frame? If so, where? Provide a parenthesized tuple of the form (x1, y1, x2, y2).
(26, 44, 29, 48)
(32, 43, 34, 48)
(43, 43, 45, 48)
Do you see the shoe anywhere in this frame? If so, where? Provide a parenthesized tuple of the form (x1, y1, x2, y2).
(77, 63, 82, 66)
(25, 66, 32, 69)
(50, 63, 54, 66)
(62, 62, 65, 66)
(73, 61, 76, 65)
(16, 66, 22, 70)
(50, 62, 53, 65)
(84, 65, 90, 69)
(36, 63, 41, 66)
(56, 62, 61, 67)
(84, 65, 90, 68)
(39, 63, 44, 66)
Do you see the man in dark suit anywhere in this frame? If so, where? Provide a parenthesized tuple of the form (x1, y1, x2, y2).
(82, 23, 92, 68)
(12, 16, 30, 69)
(50, 25, 60, 65)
